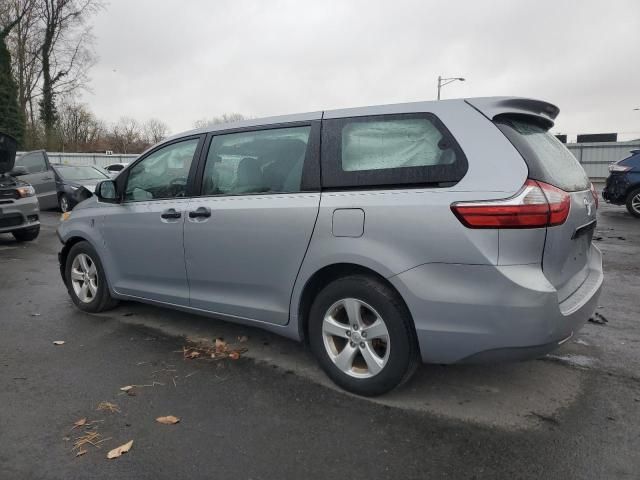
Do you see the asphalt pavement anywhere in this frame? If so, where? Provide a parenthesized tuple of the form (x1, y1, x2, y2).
(1, 202, 639, 479)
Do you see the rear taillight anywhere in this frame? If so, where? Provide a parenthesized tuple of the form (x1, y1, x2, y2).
(590, 182, 599, 209)
(609, 163, 631, 172)
(451, 179, 571, 229)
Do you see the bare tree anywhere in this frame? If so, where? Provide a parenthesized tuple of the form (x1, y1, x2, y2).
(193, 112, 246, 129)
(37, 0, 102, 148)
(56, 96, 104, 151)
(143, 118, 169, 145)
(111, 117, 142, 154)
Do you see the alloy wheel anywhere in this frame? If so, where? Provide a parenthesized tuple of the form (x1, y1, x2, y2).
(60, 195, 69, 212)
(632, 193, 640, 215)
(70, 253, 98, 303)
(322, 298, 390, 378)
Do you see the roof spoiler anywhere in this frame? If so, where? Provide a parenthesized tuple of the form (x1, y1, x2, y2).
(465, 97, 560, 128)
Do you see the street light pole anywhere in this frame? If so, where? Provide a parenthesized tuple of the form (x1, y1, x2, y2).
(437, 76, 466, 100)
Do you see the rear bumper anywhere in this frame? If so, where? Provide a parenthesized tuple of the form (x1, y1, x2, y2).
(389, 246, 603, 364)
(602, 174, 636, 204)
(0, 198, 40, 234)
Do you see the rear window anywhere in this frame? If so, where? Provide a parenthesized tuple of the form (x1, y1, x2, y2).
(321, 113, 467, 189)
(496, 116, 590, 192)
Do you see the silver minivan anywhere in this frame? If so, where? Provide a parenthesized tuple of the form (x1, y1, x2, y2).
(57, 97, 603, 396)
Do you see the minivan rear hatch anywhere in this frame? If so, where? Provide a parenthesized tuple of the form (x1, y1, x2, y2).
(495, 115, 597, 302)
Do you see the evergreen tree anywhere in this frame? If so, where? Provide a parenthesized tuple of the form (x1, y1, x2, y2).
(0, 26, 25, 146)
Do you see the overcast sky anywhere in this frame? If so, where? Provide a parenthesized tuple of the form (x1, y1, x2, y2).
(87, 0, 640, 140)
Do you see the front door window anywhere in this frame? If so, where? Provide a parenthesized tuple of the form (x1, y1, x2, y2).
(125, 139, 199, 201)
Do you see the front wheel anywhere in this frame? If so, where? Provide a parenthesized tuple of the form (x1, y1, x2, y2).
(308, 275, 419, 396)
(59, 193, 70, 213)
(64, 241, 119, 313)
(626, 188, 640, 219)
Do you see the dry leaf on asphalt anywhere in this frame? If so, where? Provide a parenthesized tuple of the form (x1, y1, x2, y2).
(71, 418, 87, 430)
(215, 338, 226, 352)
(228, 351, 240, 360)
(75, 449, 87, 457)
(53, 340, 65, 345)
(120, 386, 133, 392)
(107, 440, 133, 459)
(97, 401, 120, 414)
(156, 415, 180, 425)
(188, 350, 200, 359)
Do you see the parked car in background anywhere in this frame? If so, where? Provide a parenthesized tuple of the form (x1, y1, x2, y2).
(0, 133, 40, 242)
(57, 97, 603, 396)
(13, 150, 58, 210)
(51, 164, 110, 212)
(105, 163, 129, 176)
(602, 149, 640, 218)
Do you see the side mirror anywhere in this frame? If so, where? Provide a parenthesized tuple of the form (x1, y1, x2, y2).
(95, 180, 119, 203)
(9, 165, 28, 177)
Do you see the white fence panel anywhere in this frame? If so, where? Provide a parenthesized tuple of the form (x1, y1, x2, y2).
(16, 152, 139, 168)
(567, 142, 640, 179)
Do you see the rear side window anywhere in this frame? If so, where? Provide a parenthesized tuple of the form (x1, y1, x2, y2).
(321, 113, 467, 189)
(496, 116, 590, 192)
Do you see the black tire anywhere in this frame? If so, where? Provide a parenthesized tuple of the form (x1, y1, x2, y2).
(64, 241, 119, 313)
(308, 275, 419, 396)
(12, 225, 40, 242)
(59, 193, 70, 212)
(625, 188, 640, 219)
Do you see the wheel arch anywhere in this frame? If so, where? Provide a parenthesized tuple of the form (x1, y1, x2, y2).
(296, 262, 415, 345)
(59, 236, 102, 286)
(625, 182, 640, 199)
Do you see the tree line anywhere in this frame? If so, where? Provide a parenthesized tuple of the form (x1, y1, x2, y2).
(1, 1, 247, 155)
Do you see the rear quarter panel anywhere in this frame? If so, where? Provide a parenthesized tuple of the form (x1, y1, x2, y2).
(289, 101, 530, 326)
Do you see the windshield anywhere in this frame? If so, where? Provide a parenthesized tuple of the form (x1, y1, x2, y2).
(55, 165, 109, 182)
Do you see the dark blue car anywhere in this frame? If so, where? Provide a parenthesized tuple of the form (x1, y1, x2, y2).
(602, 149, 640, 218)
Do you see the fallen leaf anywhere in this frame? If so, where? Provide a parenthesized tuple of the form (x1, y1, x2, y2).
(215, 337, 226, 352)
(72, 418, 87, 429)
(107, 440, 133, 459)
(53, 340, 65, 345)
(75, 449, 88, 457)
(238, 335, 248, 343)
(156, 415, 180, 425)
(187, 350, 200, 359)
(228, 351, 240, 360)
(119, 386, 133, 392)
(96, 401, 120, 413)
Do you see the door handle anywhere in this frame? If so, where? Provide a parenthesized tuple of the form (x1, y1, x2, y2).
(161, 208, 182, 219)
(189, 206, 211, 219)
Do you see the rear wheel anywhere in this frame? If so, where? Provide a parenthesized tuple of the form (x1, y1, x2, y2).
(308, 275, 419, 396)
(12, 225, 40, 242)
(626, 188, 640, 218)
(64, 241, 119, 313)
